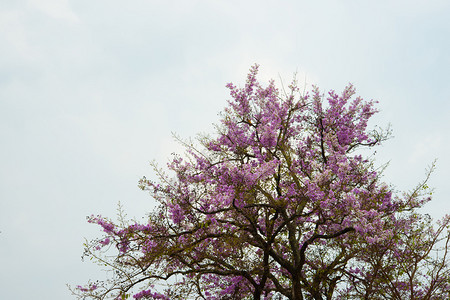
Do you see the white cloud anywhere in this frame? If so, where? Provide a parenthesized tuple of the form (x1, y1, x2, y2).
(0, 10, 36, 62)
(408, 134, 443, 164)
(28, 0, 80, 23)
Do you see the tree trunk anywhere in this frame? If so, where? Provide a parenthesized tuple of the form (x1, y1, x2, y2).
(291, 278, 304, 300)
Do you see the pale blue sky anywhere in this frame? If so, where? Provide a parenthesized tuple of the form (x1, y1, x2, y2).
(1, 1, 449, 299)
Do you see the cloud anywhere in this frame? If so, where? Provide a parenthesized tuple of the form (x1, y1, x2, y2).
(28, 0, 80, 23)
(0, 9, 36, 63)
(408, 134, 443, 164)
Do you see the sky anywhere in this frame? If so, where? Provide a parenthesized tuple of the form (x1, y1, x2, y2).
(0, 1, 449, 299)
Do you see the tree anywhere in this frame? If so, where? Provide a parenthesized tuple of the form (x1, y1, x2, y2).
(71, 65, 450, 300)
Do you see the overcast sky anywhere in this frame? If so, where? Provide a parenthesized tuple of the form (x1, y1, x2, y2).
(1, 1, 449, 299)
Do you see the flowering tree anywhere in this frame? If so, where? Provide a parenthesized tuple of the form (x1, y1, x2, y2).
(72, 65, 450, 299)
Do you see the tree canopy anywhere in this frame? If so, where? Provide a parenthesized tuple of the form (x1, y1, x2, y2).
(72, 65, 450, 300)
